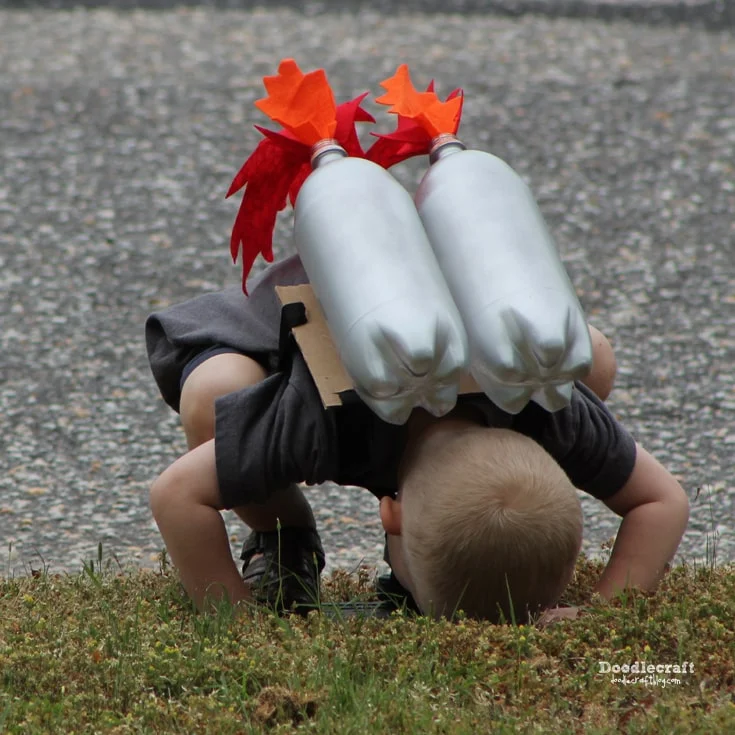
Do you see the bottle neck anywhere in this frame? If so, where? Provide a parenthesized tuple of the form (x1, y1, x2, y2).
(429, 134, 466, 164)
(310, 139, 347, 169)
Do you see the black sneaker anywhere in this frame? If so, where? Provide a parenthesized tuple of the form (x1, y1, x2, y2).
(240, 527, 325, 616)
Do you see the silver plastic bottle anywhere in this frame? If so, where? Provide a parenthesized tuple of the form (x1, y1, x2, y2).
(414, 136, 592, 414)
(294, 141, 469, 424)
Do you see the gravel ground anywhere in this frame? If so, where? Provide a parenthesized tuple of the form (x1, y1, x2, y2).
(1, 3, 733, 580)
(3, 0, 735, 30)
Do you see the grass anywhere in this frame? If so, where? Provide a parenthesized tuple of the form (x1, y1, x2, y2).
(0, 555, 733, 734)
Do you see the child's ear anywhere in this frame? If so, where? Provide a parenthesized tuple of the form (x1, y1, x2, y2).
(379, 496, 402, 536)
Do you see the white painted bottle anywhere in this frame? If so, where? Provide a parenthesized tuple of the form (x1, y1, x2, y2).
(294, 141, 469, 424)
(414, 135, 592, 413)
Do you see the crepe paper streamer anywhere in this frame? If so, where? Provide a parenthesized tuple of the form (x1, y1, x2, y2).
(227, 61, 426, 293)
(374, 64, 464, 149)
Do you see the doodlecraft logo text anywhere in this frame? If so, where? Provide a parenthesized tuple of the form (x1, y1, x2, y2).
(597, 660, 694, 688)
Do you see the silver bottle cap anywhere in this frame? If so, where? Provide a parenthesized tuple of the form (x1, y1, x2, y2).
(310, 139, 347, 169)
(429, 134, 467, 164)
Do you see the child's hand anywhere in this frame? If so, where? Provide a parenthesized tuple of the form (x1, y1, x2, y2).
(536, 605, 581, 628)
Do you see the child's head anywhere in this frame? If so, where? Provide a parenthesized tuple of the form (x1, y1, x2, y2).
(383, 423, 583, 623)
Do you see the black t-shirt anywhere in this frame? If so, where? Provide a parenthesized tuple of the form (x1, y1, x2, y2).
(331, 381, 637, 503)
(146, 256, 637, 508)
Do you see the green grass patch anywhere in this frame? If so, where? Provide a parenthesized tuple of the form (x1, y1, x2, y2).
(1, 557, 733, 734)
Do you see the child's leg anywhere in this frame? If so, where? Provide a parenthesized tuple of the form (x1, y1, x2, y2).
(178, 352, 316, 531)
(172, 351, 322, 612)
(180, 352, 268, 450)
(583, 325, 617, 401)
(150, 439, 249, 610)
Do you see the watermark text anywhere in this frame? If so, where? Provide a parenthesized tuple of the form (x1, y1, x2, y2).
(598, 660, 693, 687)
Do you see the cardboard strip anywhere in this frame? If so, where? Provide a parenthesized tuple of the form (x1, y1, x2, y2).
(276, 285, 352, 407)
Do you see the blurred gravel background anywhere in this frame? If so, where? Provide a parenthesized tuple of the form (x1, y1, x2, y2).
(1, 1, 733, 579)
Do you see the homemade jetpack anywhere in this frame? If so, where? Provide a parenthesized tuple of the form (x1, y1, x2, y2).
(227, 60, 592, 424)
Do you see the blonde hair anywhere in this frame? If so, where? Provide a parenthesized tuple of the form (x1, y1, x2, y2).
(400, 427, 583, 623)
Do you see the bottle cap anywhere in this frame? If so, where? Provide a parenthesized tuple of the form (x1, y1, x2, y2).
(429, 134, 466, 163)
(310, 139, 347, 168)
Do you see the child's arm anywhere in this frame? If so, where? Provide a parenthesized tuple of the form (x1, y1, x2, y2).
(150, 440, 252, 611)
(593, 444, 689, 599)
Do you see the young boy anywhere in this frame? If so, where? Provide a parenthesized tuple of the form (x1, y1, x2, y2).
(146, 254, 689, 622)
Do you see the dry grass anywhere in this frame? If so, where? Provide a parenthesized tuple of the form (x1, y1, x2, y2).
(0, 555, 733, 734)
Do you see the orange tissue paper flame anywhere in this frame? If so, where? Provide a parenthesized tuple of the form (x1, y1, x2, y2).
(255, 58, 338, 145)
(375, 64, 463, 138)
